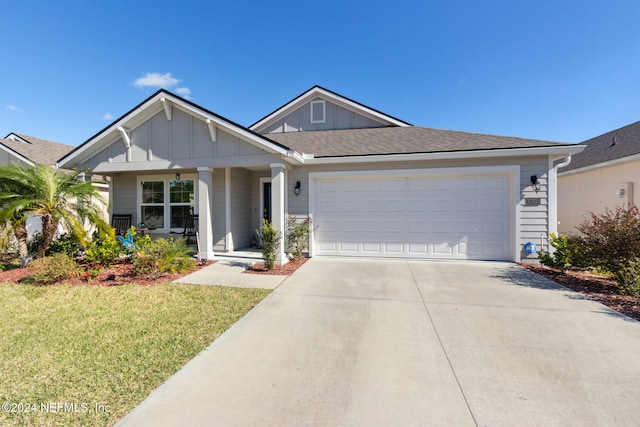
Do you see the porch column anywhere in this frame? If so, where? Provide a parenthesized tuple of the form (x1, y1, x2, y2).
(224, 167, 234, 251)
(197, 167, 215, 261)
(270, 163, 288, 266)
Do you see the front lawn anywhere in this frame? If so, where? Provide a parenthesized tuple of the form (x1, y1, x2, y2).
(0, 282, 271, 427)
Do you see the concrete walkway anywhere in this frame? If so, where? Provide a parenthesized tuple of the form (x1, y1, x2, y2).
(173, 258, 287, 289)
(119, 258, 640, 426)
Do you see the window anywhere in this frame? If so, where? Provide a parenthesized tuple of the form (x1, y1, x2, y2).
(139, 175, 196, 231)
(310, 100, 326, 124)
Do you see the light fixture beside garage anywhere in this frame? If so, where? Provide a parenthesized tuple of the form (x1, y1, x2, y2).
(294, 180, 301, 197)
(530, 175, 541, 193)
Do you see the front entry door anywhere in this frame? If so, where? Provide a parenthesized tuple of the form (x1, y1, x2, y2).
(263, 182, 272, 223)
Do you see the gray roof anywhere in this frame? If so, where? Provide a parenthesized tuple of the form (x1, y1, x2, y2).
(0, 133, 74, 166)
(266, 126, 569, 158)
(560, 120, 640, 173)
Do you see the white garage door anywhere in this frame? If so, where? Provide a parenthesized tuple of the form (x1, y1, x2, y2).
(312, 172, 513, 261)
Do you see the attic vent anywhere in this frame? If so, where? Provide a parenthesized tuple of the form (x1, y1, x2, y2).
(310, 100, 326, 124)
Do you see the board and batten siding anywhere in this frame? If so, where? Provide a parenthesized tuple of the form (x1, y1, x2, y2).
(111, 175, 138, 223)
(76, 108, 268, 171)
(260, 98, 387, 134)
(231, 168, 252, 249)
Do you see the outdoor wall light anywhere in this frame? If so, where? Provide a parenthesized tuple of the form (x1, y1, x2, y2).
(294, 180, 301, 196)
(530, 175, 541, 193)
(175, 172, 181, 181)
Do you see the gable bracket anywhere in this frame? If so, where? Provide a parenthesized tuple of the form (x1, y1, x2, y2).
(117, 126, 131, 148)
(161, 97, 172, 121)
(206, 119, 217, 142)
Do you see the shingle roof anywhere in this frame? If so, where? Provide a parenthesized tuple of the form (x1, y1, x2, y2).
(0, 133, 74, 166)
(266, 126, 569, 157)
(560, 120, 640, 173)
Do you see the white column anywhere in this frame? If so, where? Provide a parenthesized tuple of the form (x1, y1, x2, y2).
(270, 163, 288, 266)
(197, 167, 215, 260)
(224, 167, 234, 251)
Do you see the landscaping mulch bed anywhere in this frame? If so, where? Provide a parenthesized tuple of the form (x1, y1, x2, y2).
(521, 263, 640, 321)
(0, 259, 216, 287)
(244, 257, 308, 275)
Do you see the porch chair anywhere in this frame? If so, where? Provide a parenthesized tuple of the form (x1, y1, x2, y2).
(111, 214, 132, 236)
(182, 214, 199, 247)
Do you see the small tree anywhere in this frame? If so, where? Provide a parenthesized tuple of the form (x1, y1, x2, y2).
(575, 205, 640, 295)
(285, 216, 311, 260)
(256, 219, 281, 270)
(0, 163, 109, 258)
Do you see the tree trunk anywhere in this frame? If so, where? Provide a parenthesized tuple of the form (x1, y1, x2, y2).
(39, 216, 56, 258)
(13, 222, 28, 259)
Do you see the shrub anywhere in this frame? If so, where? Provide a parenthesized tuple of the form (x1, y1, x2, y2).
(29, 253, 79, 284)
(256, 219, 281, 270)
(575, 205, 640, 295)
(47, 233, 83, 258)
(285, 216, 311, 260)
(538, 233, 587, 269)
(132, 237, 196, 278)
(84, 229, 122, 267)
(612, 258, 640, 297)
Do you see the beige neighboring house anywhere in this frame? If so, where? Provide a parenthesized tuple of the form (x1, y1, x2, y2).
(558, 121, 640, 235)
(58, 86, 584, 264)
(0, 133, 108, 238)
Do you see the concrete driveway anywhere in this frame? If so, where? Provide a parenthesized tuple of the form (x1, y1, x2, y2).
(118, 258, 640, 426)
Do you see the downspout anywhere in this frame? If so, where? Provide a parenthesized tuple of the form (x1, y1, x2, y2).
(548, 155, 572, 243)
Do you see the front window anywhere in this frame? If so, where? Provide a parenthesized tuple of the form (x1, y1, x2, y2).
(139, 176, 196, 231)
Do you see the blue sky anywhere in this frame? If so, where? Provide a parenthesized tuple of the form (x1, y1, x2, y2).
(1, 0, 639, 146)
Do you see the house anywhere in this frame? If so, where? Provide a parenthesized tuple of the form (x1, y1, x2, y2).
(0, 133, 74, 167)
(57, 86, 584, 264)
(558, 120, 640, 234)
(0, 133, 79, 238)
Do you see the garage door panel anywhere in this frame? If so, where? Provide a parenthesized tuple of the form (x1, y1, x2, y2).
(314, 173, 512, 260)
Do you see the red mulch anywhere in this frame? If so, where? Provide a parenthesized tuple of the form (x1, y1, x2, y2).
(521, 263, 640, 321)
(244, 257, 308, 276)
(0, 259, 216, 287)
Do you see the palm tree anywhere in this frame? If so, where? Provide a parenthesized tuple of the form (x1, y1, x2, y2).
(0, 163, 109, 258)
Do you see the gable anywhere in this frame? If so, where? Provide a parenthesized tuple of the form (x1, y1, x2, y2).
(250, 85, 411, 134)
(259, 97, 390, 134)
(59, 90, 303, 172)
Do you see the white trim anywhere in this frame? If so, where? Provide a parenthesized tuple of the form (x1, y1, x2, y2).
(224, 168, 233, 251)
(250, 86, 411, 131)
(558, 151, 640, 177)
(206, 119, 217, 142)
(136, 173, 197, 233)
(305, 145, 585, 165)
(259, 177, 271, 224)
(161, 97, 172, 121)
(0, 144, 35, 167)
(58, 91, 305, 168)
(309, 165, 521, 262)
(310, 100, 326, 124)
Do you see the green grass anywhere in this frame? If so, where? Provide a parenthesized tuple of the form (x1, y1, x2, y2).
(0, 282, 271, 427)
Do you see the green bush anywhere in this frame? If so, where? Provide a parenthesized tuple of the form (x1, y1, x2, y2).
(575, 205, 640, 295)
(612, 258, 640, 297)
(132, 237, 196, 278)
(29, 253, 79, 284)
(84, 229, 122, 267)
(538, 233, 587, 269)
(48, 233, 83, 257)
(256, 219, 281, 270)
(285, 216, 311, 260)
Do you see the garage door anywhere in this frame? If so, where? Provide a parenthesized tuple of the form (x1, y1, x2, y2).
(312, 172, 513, 261)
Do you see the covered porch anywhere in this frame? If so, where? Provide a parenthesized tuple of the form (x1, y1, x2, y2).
(106, 163, 295, 265)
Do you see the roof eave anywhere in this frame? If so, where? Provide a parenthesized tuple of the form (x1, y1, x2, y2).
(303, 145, 586, 165)
(558, 151, 640, 177)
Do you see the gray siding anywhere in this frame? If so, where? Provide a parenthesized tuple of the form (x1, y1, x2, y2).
(261, 98, 387, 134)
(111, 174, 137, 222)
(231, 168, 252, 249)
(77, 108, 270, 170)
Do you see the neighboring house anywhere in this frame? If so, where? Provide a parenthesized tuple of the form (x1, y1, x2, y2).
(58, 86, 583, 264)
(0, 133, 74, 167)
(0, 133, 77, 238)
(558, 121, 640, 234)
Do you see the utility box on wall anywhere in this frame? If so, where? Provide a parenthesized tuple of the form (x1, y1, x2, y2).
(617, 182, 634, 207)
